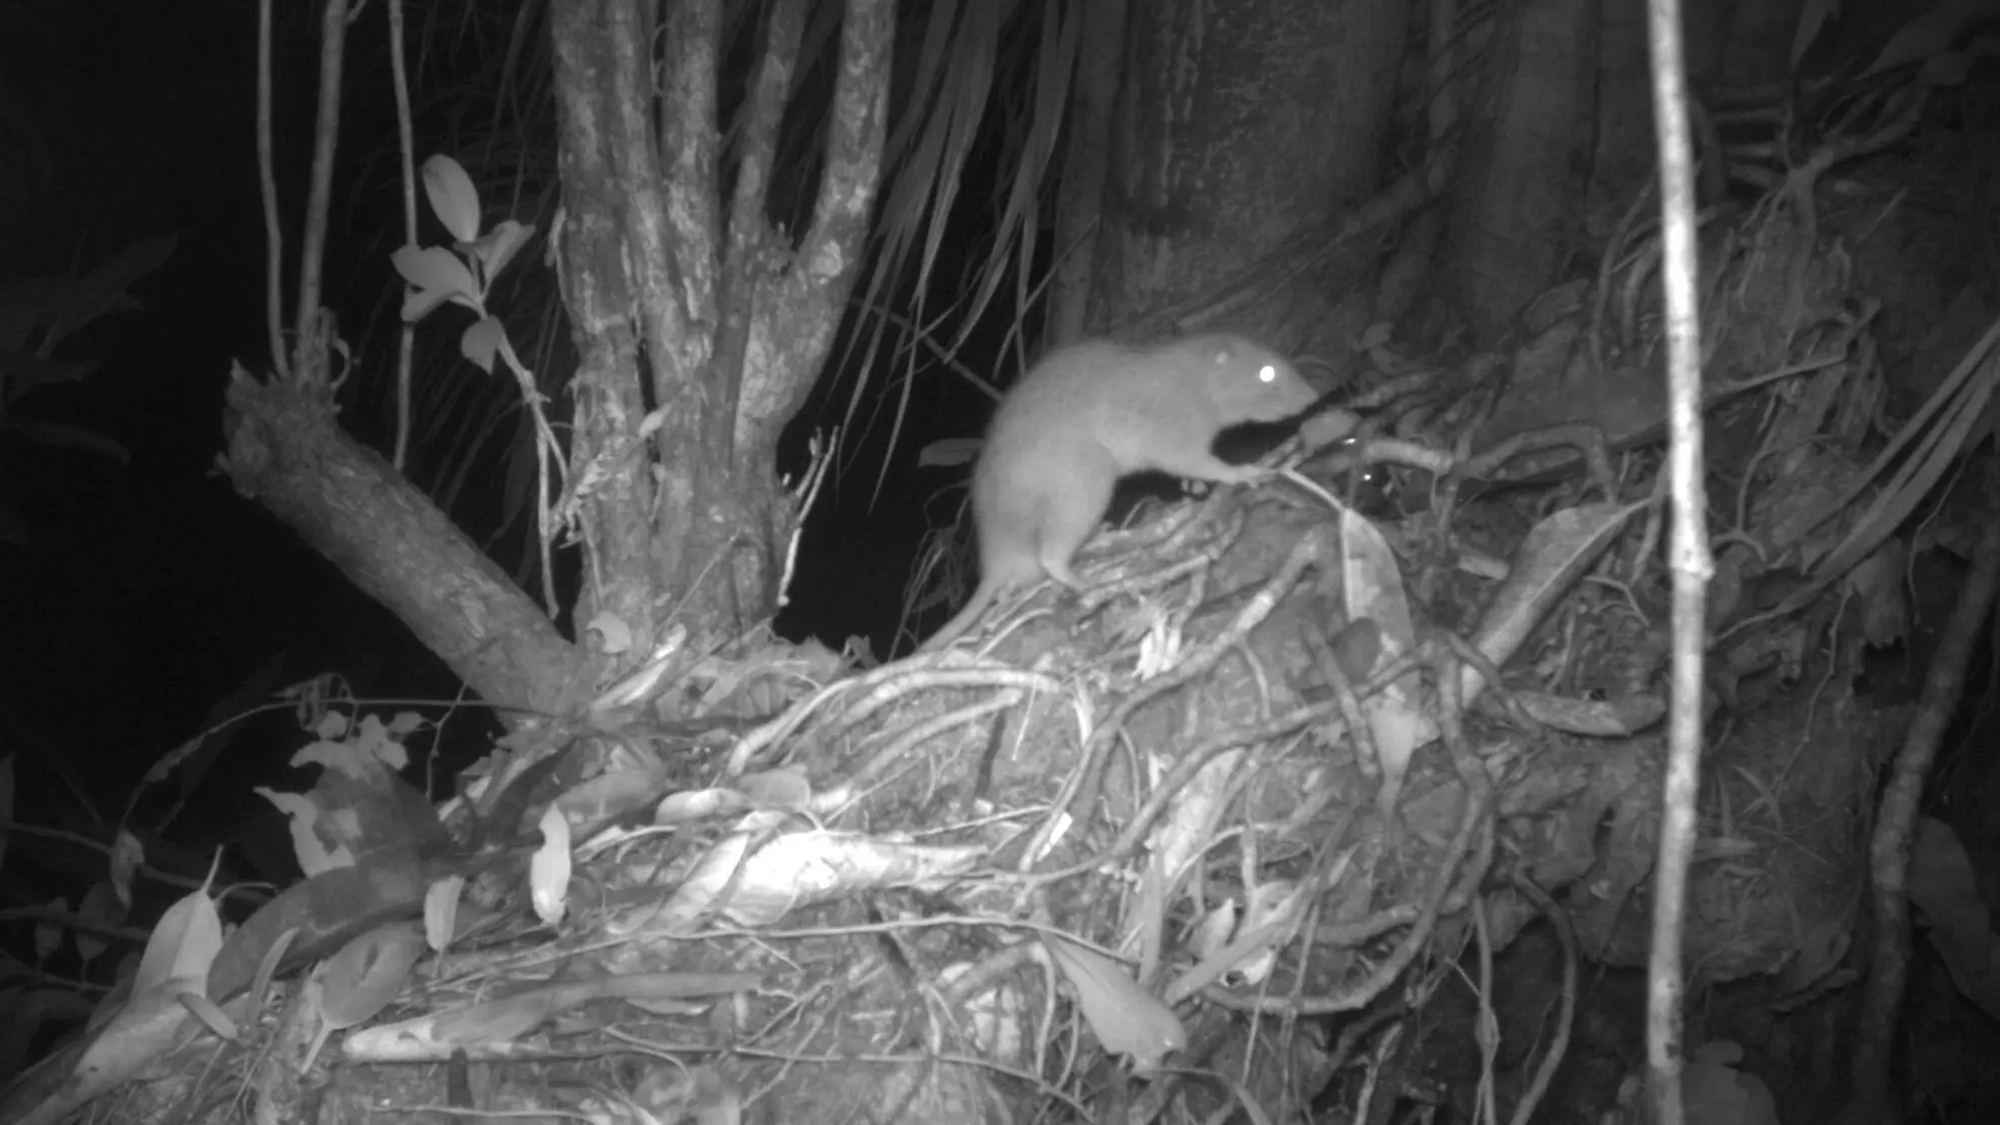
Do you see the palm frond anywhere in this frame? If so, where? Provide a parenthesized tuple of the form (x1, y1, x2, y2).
(831, 0, 1078, 508)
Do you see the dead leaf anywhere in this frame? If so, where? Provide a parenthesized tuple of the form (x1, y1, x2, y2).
(424, 876, 465, 952)
(1341, 505, 1424, 822)
(1463, 500, 1648, 704)
(1041, 936, 1185, 1075)
(317, 922, 424, 1030)
(530, 804, 572, 926)
(301, 921, 425, 1071)
(132, 888, 222, 999)
(344, 972, 761, 1061)
(605, 821, 983, 936)
(50, 974, 208, 1120)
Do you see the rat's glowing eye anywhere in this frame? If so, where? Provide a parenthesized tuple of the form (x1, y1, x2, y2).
(1258, 365, 1276, 383)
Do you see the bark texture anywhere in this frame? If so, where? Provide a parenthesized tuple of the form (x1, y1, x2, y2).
(1089, 0, 1407, 353)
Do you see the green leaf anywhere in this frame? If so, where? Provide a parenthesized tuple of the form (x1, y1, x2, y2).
(40, 233, 180, 354)
(391, 245, 480, 318)
(422, 154, 484, 243)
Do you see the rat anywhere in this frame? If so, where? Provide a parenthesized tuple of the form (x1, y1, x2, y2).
(916, 332, 1322, 654)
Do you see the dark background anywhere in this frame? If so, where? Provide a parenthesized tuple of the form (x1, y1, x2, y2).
(0, 2, 990, 890)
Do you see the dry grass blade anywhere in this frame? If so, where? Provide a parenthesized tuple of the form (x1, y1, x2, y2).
(839, 0, 1078, 508)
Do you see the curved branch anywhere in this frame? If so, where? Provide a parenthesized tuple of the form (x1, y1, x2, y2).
(737, 0, 895, 458)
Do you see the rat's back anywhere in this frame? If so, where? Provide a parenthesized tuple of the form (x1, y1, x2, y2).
(918, 333, 1314, 652)
(982, 334, 1314, 467)
(981, 339, 1137, 449)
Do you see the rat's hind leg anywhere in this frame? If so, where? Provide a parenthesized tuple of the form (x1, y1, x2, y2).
(1033, 470, 1116, 589)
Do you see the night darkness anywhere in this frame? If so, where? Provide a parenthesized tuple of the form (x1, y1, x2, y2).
(1, 4, 464, 848)
(0, 3, 988, 892)
(11, 2, 2000, 1121)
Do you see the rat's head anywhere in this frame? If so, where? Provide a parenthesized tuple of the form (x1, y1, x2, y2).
(1189, 334, 1319, 423)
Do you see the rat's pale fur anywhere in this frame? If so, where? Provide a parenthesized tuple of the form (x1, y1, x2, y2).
(917, 333, 1318, 654)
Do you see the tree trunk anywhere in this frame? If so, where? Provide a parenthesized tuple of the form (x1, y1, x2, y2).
(1446, 0, 1600, 342)
(223, 0, 892, 710)
(1715, 0, 1803, 87)
(1049, 0, 1128, 344)
(221, 371, 577, 714)
(1080, 0, 1409, 355)
(1588, 0, 1652, 238)
(547, 0, 889, 651)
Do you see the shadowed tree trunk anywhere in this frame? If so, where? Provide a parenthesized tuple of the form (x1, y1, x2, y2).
(1068, 0, 1410, 357)
(1447, 0, 1599, 341)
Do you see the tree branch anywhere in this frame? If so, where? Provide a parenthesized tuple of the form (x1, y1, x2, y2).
(659, 0, 724, 336)
(739, 0, 895, 457)
(714, 0, 809, 463)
